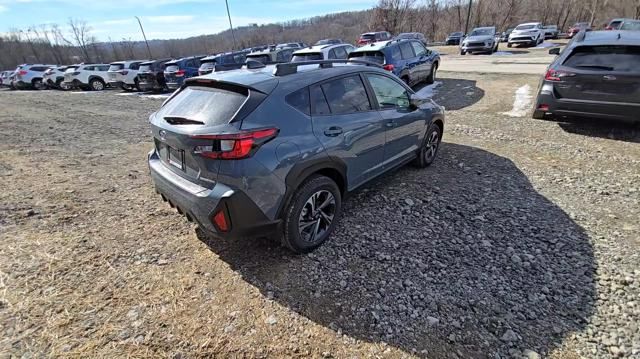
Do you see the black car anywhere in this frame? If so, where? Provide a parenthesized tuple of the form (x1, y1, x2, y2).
(446, 32, 464, 45)
(396, 32, 428, 46)
(198, 50, 249, 75)
(533, 30, 640, 122)
(137, 59, 171, 92)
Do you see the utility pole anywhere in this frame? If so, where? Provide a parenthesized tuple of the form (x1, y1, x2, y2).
(225, 0, 238, 50)
(134, 16, 153, 59)
(464, 0, 473, 36)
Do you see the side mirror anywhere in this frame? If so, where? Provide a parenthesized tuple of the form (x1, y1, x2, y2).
(548, 47, 560, 55)
(410, 93, 429, 108)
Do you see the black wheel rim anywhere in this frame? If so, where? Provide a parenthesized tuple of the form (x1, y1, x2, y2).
(424, 129, 440, 162)
(298, 190, 336, 243)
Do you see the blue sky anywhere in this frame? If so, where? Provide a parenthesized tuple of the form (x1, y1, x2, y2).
(0, 0, 377, 41)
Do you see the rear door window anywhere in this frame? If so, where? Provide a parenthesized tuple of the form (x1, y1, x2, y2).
(130, 62, 141, 70)
(139, 64, 152, 72)
(563, 45, 640, 72)
(333, 46, 347, 59)
(233, 53, 246, 63)
(310, 85, 330, 115)
(410, 42, 427, 57)
(109, 64, 124, 71)
(286, 87, 310, 115)
(320, 75, 371, 115)
(399, 42, 415, 59)
(156, 86, 248, 125)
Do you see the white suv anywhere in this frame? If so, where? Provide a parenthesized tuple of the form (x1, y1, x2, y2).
(107, 60, 146, 91)
(63, 63, 111, 91)
(13, 64, 57, 90)
(291, 43, 355, 62)
(508, 22, 544, 48)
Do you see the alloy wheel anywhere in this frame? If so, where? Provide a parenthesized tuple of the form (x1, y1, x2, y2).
(92, 80, 104, 91)
(424, 129, 440, 162)
(298, 190, 336, 243)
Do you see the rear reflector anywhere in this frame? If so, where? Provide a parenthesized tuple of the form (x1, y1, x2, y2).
(212, 210, 229, 232)
(383, 64, 395, 72)
(538, 104, 550, 111)
(192, 128, 279, 160)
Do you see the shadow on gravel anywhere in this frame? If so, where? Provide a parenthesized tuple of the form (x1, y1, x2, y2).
(559, 120, 640, 144)
(415, 78, 484, 111)
(197, 143, 596, 358)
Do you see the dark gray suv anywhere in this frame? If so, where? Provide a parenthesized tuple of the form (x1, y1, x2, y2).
(148, 60, 445, 253)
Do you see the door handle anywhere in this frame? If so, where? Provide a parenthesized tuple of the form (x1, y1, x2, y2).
(324, 126, 343, 137)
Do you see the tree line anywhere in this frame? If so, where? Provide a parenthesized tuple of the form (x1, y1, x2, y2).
(1, 0, 639, 70)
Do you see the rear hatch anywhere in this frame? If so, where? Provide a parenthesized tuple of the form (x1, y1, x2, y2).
(164, 62, 183, 85)
(63, 66, 80, 82)
(108, 63, 125, 82)
(137, 63, 157, 84)
(246, 54, 271, 64)
(198, 59, 217, 75)
(554, 45, 640, 104)
(358, 34, 376, 45)
(150, 81, 266, 187)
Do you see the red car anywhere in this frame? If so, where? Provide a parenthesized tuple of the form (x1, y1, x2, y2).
(567, 22, 591, 38)
(356, 31, 392, 46)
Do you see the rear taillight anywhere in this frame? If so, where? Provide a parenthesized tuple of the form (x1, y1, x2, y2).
(119, 70, 129, 75)
(175, 70, 186, 77)
(605, 26, 613, 30)
(192, 128, 279, 160)
(383, 64, 395, 72)
(18, 70, 28, 76)
(538, 104, 550, 111)
(545, 69, 574, 82)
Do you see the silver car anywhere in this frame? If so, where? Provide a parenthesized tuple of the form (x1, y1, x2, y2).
(460, 27, 500, 55)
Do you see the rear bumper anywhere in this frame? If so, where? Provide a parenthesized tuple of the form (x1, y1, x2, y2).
(148, 150, 280, 239)
(108, 80, 125, 87)
(14, 81, 31, 89)
(534, 92, 640, 123)
(461, 44, 493, 52)
(166, 82, 182, 90)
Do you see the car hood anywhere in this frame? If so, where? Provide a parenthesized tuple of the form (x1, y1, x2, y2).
(511, 29, 537, 35)
(464, 35, 494, 42)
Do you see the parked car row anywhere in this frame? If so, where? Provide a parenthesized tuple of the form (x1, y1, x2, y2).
(3, 36, 443, 93)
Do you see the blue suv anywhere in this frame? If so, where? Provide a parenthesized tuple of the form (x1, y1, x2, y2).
(348, 39, 440, 87)
(164, 56, 205, 90)
(148, 60, 444, 253)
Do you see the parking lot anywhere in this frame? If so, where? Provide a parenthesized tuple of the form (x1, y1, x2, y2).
(1, 59, 639, 359)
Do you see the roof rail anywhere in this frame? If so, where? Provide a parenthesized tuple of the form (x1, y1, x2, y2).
(575, 30, 587, 42)
(273, 59, 383, 76)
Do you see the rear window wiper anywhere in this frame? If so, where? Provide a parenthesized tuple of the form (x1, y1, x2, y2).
(163, 116, 204, 125)
(573, 64, 615, 71)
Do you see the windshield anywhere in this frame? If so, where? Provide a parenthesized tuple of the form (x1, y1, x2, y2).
(108, 64, 124, 71)
(516, 25, 536, 30)
(470, 28, 494, 36)
(156, 86, 247, 126)
(621, 21, 640, 31)
(451, 32, 463, 36)
(315, 39, 339, 45)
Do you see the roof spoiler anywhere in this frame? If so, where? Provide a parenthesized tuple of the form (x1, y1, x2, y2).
(273, 59, 382, 76)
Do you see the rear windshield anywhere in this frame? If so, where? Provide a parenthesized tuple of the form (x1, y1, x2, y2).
(564, 45, 640, 73)
(156, 86, 247, 126)
(139, 64, 153, 72)
(165, 64, 180, 72)
(292, 53, 323, 62)
(361, 34, 376, 40)
(109, 64, 124, 71)
(348, 51, 385, 64)
(246, 55, 270, 63)
(65, 67, 78, 73)
(516, 25, 536, 30)
(199, 61, 217, 70)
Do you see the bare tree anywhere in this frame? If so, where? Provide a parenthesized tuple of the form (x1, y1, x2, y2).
(66, 18, 93, 62)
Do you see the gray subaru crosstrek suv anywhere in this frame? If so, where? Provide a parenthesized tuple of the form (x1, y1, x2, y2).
(148, 60, 445, 253)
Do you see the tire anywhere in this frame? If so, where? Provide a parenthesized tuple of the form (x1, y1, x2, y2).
(89, 78, 105, 91)
(426, 64, 437, 84)
(507, 42, 512, 48)
(413, 123, 442, 168)
(460, 50, 466, 55)
(32, 78, 44, 90)
(282, 175, 342, 254)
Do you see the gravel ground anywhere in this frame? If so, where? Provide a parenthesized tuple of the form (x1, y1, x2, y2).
(0, 72, 638, 358)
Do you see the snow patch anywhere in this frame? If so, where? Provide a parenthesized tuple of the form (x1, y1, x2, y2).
(415, 81, 442, 98)
(141, 94, 171, 100)
(501, 84, 532, 117)
(116, 92, 140, 96)
(492, 51, 515, 56)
